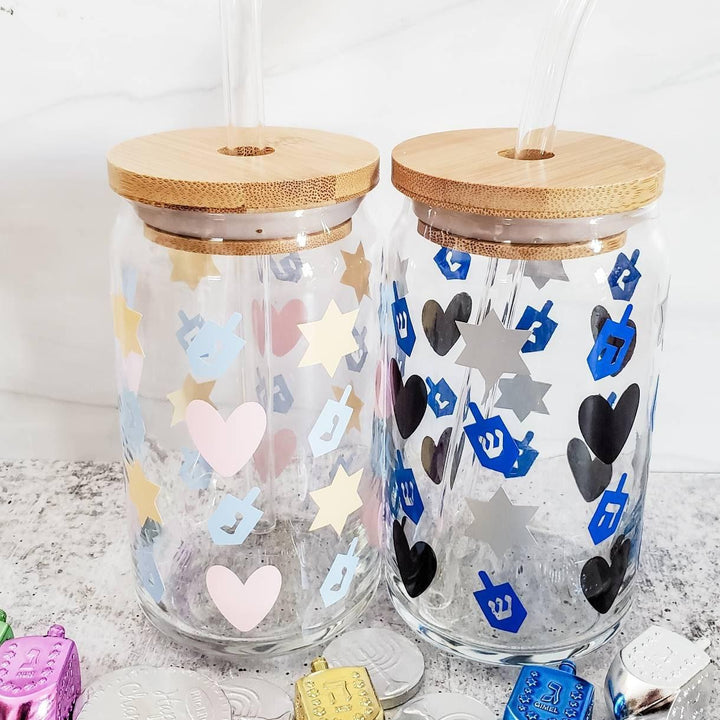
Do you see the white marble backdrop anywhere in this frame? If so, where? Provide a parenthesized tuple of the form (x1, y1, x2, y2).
(0, 0, 718, 468)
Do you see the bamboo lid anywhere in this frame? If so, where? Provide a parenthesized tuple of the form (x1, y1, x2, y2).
(108, 127, 379, 213)
(392, 128, 665, 219)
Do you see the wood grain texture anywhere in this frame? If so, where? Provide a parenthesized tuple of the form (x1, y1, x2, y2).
(392, 129, 665, 219)
(108, 127, 379, 213)
(418, 220, 627, 260)
(144, 219, 351, 256)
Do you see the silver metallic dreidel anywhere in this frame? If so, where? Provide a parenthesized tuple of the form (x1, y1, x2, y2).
(605, 625, 714, 718)
(504, 659, 594, 719)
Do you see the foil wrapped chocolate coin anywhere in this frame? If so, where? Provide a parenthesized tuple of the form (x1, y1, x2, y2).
(395, 693, 494, 720)
(0, 624, 81, 720)
(324, 627, 424, 709)
(220, 677, 293, 720)
(74, 666, 231, 720)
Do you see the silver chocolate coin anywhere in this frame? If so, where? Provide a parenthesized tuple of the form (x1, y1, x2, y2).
(393, 693, 494, 720)
(220, 677, 294, 720)
(324, 627, 424, 709)
(74, 665, 232, 720)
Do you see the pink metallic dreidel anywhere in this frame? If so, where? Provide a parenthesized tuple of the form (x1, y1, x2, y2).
(0, 624, 81, 720)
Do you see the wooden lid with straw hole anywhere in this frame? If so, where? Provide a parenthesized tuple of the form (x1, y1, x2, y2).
(392, 128, 665, 219)
(108, 127, 380, 213)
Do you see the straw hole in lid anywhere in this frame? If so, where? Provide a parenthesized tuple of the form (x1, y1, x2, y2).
(218, 145, 275, 157)
(498, 148, 555, 160)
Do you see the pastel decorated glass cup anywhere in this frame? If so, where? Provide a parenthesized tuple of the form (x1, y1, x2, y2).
(380, 128, 669, 664)
(107, 127, 382, 656)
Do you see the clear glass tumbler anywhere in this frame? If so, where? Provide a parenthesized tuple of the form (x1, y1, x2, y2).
(381, 128, 669, 664)
(107, 126, 382, 656)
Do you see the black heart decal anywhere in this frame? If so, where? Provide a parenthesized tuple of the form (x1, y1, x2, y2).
(393, 518, 437, 598)
(421, 427, 452, 484)
(567, 437, 612, 502)
(581, 535, 631, 614)
(579, 383, 640, 465)
(422, 293, 472, 356)
(591, 305, 636, 376)
(391, 359, 427, 439)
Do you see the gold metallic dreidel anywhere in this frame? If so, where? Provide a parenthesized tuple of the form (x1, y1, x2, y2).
(295, 657, 384, 720)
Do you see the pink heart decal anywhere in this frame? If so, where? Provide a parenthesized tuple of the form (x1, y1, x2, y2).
(375, 361, 394, 419)
(186, 400, 267, 477)
(206, 564, 282, 632)
(252, 300, 307, 357)
(254, 428, 297, 481)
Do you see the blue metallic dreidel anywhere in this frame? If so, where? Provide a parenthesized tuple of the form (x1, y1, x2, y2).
(608, 249, 641, 301)
(505, 660, 595, 720)
(464, 402, 520, 476)
(516, 301, 558, 353)
(0, 610, 13, 643)
(588, 473, 629, 545)
(587, 305, 635, 381)
(391, 281, 416, 357)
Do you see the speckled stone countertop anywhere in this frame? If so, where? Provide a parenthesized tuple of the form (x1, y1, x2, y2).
(1, 461, 718, 718)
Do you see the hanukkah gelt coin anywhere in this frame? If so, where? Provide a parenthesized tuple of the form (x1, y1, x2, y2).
(220, 677, 293, 720)
(394, 693, 494, 720)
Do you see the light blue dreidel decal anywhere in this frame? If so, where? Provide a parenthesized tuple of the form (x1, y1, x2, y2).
(473, 571, 527, 634)
(136, 543, 165, 604)
(587, 304, 635, 380)
(503, 431, 539, 479)
(309, 386, 353, 457)
(208, 488, 263, 546)
(179, 448, 213, 490)
(464, 402, 520, 476)
(122, 266, 138, 307)
(433, 246, 471, 280)
(588, 473, 629, 545)
(269, 253, 303, 282)
(394, 451, 424, 525)
(176, 310, 205, 350)
(272, 374, 294, 414)
(187, 312, 245, 381)
(608, 249, 642, 301)
(391, 281, 416, 357)
(320, 538, 360, 607)
(515, 301, 558, 353)
(426, 377, 457, 418)
(346, 326, 369, 372)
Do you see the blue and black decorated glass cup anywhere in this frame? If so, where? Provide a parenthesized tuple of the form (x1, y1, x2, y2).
(380, 128, 669, 664)
(107, 127, 382, 656)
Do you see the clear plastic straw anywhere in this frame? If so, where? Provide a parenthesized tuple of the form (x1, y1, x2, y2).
(514, 0, 596, 159)
(220, 0, 265, 152)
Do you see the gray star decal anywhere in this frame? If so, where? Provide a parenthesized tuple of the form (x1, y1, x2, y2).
(396, 257, 410, 296)
(496, 375, 551, 421)
(466, 488, 538, 556)
(456, 310, 531, 390)
(510, 260, 569, 289)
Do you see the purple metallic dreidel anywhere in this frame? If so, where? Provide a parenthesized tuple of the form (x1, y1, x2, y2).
(0, 624, 82, 720)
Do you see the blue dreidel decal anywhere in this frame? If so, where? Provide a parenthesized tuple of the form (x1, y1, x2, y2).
(136, 543, 165, 604)
(176, 310, 205, 350)
(272, 374, 294, 414)
(433, 246, 471, 280)
(392, 281, 416, 357)
(122, 266, 138, 307)
(587, 304, 636, 380)
(208, 488, 263, 546)
(187, 312, 245, 381)
(388, 469, 401, 518)
(473, 571, 527, 634)
(504, 660, 595, 720)
(426, 377, 457, 418)
(395, 450, 424, 524)
(119, 390, 145, 461)
(309, 385, 353, 457)
(503, 431, 539, 479)
(608, 249, 641, 301)
(179, 448, 213, 490)
(320, 538, 360, 607)
(464, 402, 520, 476)
(516, 301, 558, 353)
(588, 473, 629, 545)
(346, 326, 369, 372)
(269, 253, 303, 282)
